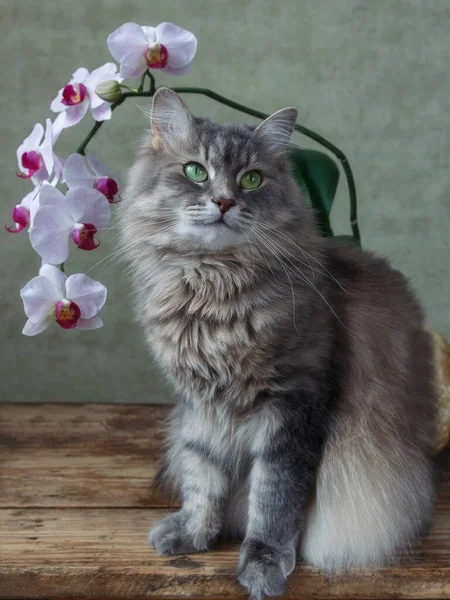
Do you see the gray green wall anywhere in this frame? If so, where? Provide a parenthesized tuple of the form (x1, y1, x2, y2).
(1, 0, 449, 403)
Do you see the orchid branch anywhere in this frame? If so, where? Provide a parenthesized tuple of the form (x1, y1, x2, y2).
(12, 20, 360, 337)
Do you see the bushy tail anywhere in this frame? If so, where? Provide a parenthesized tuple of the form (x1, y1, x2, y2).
(301, 419, 434, 570)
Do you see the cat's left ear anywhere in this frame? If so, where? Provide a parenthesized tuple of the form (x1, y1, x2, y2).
(150, 87, 193, 151)
(254, 107, 298, 153)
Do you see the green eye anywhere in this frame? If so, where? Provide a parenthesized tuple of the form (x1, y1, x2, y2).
(240, 170, 262, 190)
(184, 162, 208, 183)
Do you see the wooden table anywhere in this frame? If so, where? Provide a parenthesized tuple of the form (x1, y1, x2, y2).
(1, 404, 449, 599)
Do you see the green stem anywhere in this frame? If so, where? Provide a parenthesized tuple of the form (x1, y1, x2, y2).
(75, 86, 359, 242)
(147, 72, 156, 94)
(137, 71, 146, 93)
(75, 94, 129, 155)
(119, 83, 138, 93)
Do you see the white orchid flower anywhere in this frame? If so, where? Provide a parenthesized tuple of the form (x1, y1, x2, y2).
(107, 22, 197, 79)
(16, 119, 63, 185)
(20, 264, 106, 336)
(30, 184, 111, 264)
(64, 153, 120, 203)
(51, 63, 123, 130)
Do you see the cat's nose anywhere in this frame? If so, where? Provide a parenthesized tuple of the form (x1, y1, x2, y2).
(212, 197, 236, 214)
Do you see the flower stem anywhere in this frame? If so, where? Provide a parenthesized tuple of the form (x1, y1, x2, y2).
(137, 72, 147, 93)
(147, 72, 156, 94)
(119, 83, 138, 93)
(75, 86, 359, 242)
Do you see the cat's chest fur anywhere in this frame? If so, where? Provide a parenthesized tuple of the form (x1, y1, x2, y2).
(144, 255, 276, 403)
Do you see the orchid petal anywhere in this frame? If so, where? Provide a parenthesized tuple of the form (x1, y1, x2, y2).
(87, 154, 114, 178)
(22, 318, 52, 336)
(50, 90, 68, 113)
(71, 67, 90, 83)
(162, 63, 192, 76)
(16, 123, 44, 173)
(39, 264, 67, 298)
(38, 184, 66, 208)
(90, 102, 112, 122)
(65, 274, 107, 318)
(20, 123, 44, 153)
(156, 22, 197, 69)
(107, 22, 147, 64)
(20, 275, 60, 323)
(40, 119, 55, 178)
(21, 188, 39, 210)
(64, 154, 96, 189)
(141, 26, 157, 44)
(52, 113, 66, 137)
(53, 153, 65, 183)
(118, 59, 147, 79)
(65, 187, 111, 230)
(86, 63, 122, 109)
(77, 314, 104, 330)
(30, 207, 72, 264)
(30, 164, 51, 186)
(58, 98, 90, 128)
(21, 188, 41, 228)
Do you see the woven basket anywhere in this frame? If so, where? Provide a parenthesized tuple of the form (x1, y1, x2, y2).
(429, 327, 450, 454)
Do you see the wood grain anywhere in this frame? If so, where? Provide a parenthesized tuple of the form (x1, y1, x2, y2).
(0, 404, 448, 599)
(2, 504, 449, 599)
(0, 404, 172, 507)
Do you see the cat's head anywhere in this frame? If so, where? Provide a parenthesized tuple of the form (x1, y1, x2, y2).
(123, 88, 309, 253)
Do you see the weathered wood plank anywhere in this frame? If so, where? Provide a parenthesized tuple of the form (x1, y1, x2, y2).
(0, 404, 448, 599)
(1, 503, 449, 599)
(0, 404, 172, 507)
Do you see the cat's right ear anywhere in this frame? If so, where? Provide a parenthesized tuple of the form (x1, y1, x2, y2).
(150, 88, 193, 151)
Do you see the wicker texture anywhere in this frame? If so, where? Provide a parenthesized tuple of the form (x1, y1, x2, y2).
(429, 328, 450, 453)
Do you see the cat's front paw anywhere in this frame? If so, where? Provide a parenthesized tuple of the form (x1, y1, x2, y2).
(149, 512, 215, 556)
(237, 538, 296, 599)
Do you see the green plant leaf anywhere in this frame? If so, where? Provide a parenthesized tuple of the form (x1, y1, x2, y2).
(287, 146, 340, 237)
(332, 234, 357, 245)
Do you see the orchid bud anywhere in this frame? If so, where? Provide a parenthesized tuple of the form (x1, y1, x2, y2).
(95, 80, 122, 103)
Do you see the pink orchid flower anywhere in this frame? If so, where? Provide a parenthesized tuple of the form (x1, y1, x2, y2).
(30, 184, 111, 264)
(16, 120, 63, 184)
(5, 186, 42, 234)
(64, 153, 120, 203)
(51, 63, 123, 130)
(107, 22, 197, 79)
(20, 264, 107, 336)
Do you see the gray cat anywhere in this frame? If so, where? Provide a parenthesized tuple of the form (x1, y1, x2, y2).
(118, 87, 437, 599)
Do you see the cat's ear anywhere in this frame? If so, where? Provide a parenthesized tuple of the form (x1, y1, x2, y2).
(254, 107, 297, 153)
(150, 87, 193, 151)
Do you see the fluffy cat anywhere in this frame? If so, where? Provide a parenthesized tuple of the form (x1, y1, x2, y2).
(118, 87, 437, 599)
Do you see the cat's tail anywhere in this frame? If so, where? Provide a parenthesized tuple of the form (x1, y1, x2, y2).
(301, 416, 435, 570)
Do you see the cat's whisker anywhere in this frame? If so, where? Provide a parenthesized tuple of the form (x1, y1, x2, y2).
(238, 221, 277, 280)
(241, 216, 321, 286)
(255, 221, 316, 283)
(247, 226, 299, 333)
(259, 222, 354, 294)
(236, 223, 258, 277)
(251, 224, 346, 328)
(84, 237, 148, 274)
(99, 226, 179, 274)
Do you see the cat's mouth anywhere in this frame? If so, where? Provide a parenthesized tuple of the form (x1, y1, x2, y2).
(198, 216, 234, 229)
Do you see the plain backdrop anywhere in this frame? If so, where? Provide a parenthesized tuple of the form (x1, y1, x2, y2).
(1, 0, 449, 403)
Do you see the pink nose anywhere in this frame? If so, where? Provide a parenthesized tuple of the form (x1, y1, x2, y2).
(212, 197, 236, 214)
